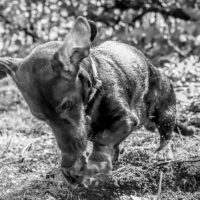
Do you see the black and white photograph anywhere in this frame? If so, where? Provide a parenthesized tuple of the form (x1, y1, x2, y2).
(0, 0, 200, 199)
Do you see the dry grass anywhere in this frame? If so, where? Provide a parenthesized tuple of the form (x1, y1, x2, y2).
(0, 56, 200, 200)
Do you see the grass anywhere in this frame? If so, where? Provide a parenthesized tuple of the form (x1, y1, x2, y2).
(0, 55, 200, 200)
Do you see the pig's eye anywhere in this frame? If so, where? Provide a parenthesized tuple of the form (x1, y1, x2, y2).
(61, 100, 73, 110)
(56, 99, 74, 113)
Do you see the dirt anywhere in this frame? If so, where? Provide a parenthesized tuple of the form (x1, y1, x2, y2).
(0, 55, 200, 200)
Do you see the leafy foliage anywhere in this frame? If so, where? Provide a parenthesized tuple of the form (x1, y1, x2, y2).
(1, 0, 200, 64)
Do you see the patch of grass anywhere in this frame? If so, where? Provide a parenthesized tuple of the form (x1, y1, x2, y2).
(0, 62, 200, 200)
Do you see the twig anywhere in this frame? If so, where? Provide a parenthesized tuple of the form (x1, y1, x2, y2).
(177, 126, 184, 143)
(0, 136, 12, 158)
(21, 138, 40, 154)
(22, 136, 54, 154)
(167, 39, 189, 57)
(157, 170, 163, 200)
(114, 166, 126, 173)
(0, 157, 24, 166)
(155, 158, 200, 166)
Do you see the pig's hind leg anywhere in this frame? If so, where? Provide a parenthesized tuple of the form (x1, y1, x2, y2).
(152, 96, 176, 160)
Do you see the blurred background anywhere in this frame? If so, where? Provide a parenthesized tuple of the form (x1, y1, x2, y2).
(1, 0, 200, 66)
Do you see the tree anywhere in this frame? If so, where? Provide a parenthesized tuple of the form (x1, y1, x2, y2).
(0, 0, 200, 64)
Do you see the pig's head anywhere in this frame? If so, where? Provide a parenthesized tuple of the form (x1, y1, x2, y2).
(0, 16, 97, 183)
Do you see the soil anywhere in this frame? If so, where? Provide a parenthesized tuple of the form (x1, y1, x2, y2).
(0, 55, 200, 200)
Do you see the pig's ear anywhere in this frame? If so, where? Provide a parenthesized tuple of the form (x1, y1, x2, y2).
(56, 16, 97, 76)
(87, 19, 97, 42)
(0, 57, 23, 81)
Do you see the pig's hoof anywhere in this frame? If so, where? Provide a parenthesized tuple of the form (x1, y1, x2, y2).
(155, 141, 174, 161)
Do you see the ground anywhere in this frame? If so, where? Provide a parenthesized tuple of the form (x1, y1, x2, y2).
(0, 55, 200, 200)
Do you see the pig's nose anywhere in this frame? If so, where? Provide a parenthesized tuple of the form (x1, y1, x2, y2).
(61, 155, 87, 185)
(61, 167, 81, 184)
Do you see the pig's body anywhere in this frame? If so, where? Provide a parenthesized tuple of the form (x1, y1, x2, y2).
(0, 17, 194, 185)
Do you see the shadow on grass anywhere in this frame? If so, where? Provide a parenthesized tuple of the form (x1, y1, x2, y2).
(2, 147, 200, 200)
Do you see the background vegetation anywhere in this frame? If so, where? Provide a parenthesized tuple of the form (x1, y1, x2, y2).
(1, 0, 200, 62)
(0, 0, 200, 199)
